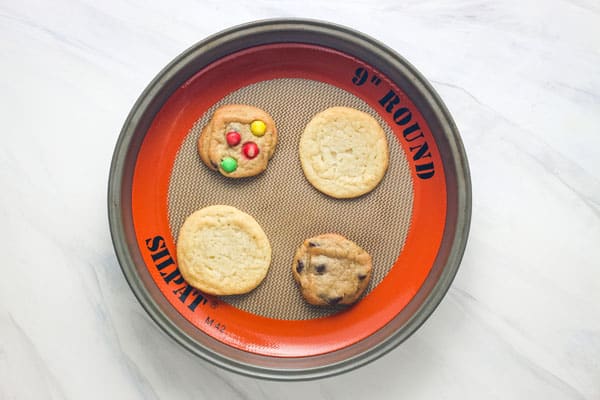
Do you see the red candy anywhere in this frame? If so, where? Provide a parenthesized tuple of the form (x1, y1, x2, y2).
(242, 142, 259, 159)
(226, 131, 241, 147)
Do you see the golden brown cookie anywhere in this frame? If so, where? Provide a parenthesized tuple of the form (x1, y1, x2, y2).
(197, 104, 277, 178)
(299, 106, 389, 198)
(176, 205, 272, 295)
(292, 233, 372, 306)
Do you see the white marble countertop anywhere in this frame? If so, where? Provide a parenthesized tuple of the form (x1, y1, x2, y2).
(2, 0, 599, 398)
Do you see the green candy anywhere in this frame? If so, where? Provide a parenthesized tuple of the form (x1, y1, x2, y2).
(220, 157, 237, 173)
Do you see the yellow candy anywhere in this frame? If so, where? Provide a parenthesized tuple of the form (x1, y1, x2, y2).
(250, 120, 266, 137)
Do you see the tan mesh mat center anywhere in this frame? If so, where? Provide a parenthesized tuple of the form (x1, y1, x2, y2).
(168, 78, 414, 320)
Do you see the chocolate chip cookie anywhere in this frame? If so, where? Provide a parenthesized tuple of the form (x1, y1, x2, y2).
(292, 233, 372, 306)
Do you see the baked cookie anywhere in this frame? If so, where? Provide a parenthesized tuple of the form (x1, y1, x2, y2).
(299, 107, 389, 198)
(292, 233, 372, 306)
(198, 104, 277, 178)
(176, 205, 272, 295)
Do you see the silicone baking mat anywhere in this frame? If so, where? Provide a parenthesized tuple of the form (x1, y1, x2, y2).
(167, 78, 414, 320)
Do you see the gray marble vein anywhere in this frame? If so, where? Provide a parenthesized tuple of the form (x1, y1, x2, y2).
(450, 288, 587, 400)
(0, 312, 68, 400)
(1, 0, 599, 398)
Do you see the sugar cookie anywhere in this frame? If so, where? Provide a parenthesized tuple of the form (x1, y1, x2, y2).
(299, 107, 389, 198)
(176, 205, 272, 295)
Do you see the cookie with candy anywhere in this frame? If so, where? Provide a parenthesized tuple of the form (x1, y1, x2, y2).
(198, 104, 278, 178)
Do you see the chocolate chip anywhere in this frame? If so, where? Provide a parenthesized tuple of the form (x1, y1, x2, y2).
(358, 274, 367, 280)
(315, 264, 326, 274)
(296, 260, 304, 274)
(308, 241, 318, 247)
(328, 296, 343, 305)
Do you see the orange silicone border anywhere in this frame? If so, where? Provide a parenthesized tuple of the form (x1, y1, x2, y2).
(131, 43, 446, 357)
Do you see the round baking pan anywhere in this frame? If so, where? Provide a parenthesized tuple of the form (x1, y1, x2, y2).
(108, 19, 471, 380)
